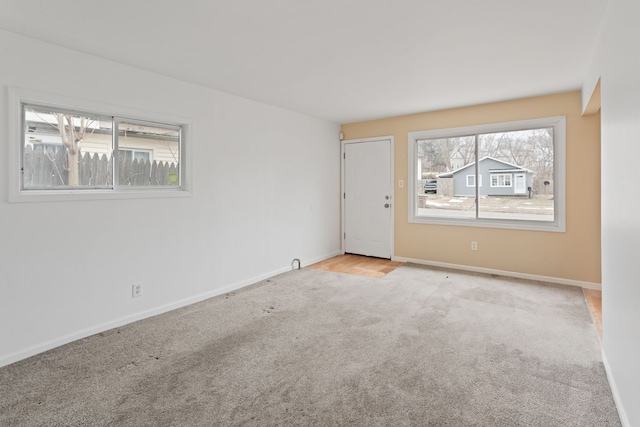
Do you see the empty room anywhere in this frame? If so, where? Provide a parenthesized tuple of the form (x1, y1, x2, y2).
(0, 1, 638, 426)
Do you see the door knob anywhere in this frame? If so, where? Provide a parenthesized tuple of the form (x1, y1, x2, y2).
(384, 203, 390, 208)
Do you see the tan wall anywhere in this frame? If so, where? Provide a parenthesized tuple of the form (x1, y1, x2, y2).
(341, 91, 601, 283)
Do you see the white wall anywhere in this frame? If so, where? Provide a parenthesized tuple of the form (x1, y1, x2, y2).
(583, 0, 640, 425)
(0, 30, 340, 366)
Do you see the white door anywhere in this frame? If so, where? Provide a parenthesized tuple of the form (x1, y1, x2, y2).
(343, 139, 392, 259)
(514, 173, 526, 194)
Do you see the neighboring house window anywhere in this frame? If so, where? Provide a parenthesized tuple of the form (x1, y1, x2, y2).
(10, 88, 189, 201)
(408, 116, 565, 232)
(490, 173, 512, 187)
(119, 149, 153, 163)
(466, 175, 482, 187)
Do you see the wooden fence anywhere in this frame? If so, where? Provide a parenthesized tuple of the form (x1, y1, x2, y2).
(23, 145, 178, 188)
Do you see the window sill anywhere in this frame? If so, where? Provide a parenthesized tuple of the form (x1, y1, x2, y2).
(409, 215, 565, 233)
(9, 188, 192, 203)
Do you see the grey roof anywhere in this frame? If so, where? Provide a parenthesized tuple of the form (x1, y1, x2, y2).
(437, 156, 532, 178)
(490, 168, 530, 173)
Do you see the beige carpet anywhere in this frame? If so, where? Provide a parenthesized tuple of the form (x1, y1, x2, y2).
(0, 264, 620, 426)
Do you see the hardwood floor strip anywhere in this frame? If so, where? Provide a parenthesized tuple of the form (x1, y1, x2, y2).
(308, 254, 404, 278)
(583, 288, 603, 341)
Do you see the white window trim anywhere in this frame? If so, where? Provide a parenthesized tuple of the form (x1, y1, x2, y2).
(8, 87, 192, 202)
(466, 175, 474, 187)
(408, 116, 566, 232)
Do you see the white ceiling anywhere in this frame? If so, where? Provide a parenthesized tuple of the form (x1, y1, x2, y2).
(0, 0, 608, 123)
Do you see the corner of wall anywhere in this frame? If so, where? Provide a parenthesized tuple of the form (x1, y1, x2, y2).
(582, 31, 603, 115)
(601, 348, 632, 427)
(583, 77, 601, 116)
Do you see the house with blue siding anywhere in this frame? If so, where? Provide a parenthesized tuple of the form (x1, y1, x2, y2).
(438, 157, 533, 197)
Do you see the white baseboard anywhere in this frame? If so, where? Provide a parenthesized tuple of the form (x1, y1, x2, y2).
(392, 256, 602, 290)
(0, 250, 341, 368)
(601, 349, 631, 427)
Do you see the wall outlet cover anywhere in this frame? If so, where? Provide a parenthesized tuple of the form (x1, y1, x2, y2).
(132, 283, 143, 298)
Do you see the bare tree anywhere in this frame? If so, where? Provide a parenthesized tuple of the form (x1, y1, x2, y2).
(53, 113, 94, 186)
(30, 108, 96, 186)
(418, 136, 475, 176)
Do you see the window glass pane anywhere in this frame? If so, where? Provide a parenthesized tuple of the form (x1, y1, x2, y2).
(416, 136, 476, 219)
(117, 122, 180, 187)
(23, 105, 112, 189)
(477, 128, 554, 222)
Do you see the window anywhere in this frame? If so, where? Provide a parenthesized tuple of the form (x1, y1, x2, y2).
(408, 117, 565, 232)
(9, 87, 189, 201)
(22, 105, 114, 189)
(466, 175, 482, 187)
(490, 174, 512, 187)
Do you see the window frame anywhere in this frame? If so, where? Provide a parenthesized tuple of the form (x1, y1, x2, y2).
(490, 173, 512, 188)
(408, 116, 566, 232)
(466, 174, 482, 187)
(8, 87, 192, 202)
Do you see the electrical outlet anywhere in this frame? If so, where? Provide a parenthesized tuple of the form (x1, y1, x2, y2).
(471, 241, 478, 251)
(132, 283, 143, 298)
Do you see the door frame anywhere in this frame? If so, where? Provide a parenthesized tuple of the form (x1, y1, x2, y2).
(341, 135, 395, 259)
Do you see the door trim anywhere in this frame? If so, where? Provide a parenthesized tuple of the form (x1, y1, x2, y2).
(341, 135, 395, 259)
